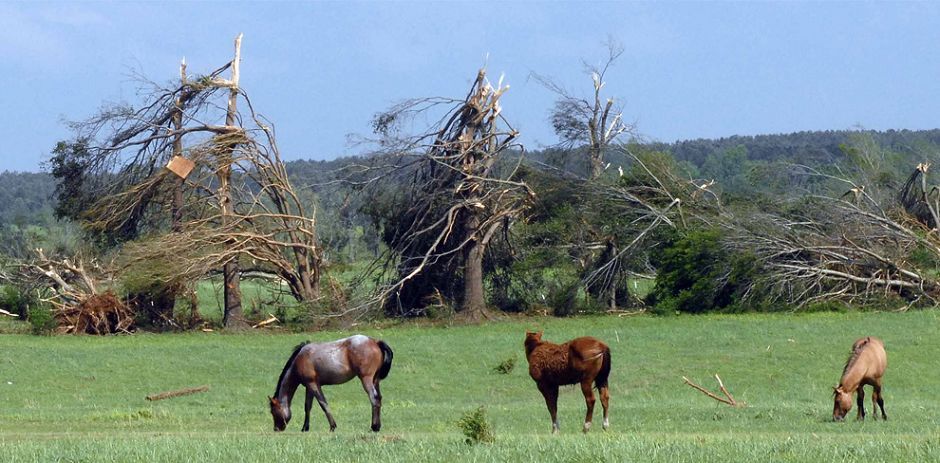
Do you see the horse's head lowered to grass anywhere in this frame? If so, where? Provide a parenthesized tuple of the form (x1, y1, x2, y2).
(268, 396, 291, 431)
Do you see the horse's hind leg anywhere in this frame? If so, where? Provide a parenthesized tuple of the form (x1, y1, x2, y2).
(580, 379, 596, 433)
(360, 374, 382, 432)
(598, 384, 610, 430)
(311, 385, 338, 432)
(538, 383, 560, 434)
(855, 387, 866, 421)
(874, 382, 887, 420)
(302, 388, 314, 432)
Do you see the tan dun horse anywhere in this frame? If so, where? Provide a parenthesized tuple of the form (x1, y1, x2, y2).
(524, 331, 611, 433)
(268, 335, 393, 432)
(833, 336, 887, 421)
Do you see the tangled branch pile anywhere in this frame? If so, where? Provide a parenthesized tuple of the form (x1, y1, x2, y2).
(724, 163, 940, 308)
(56, 291, 134, 334)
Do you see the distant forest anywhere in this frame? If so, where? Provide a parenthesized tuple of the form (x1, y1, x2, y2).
(5, 128, 939, 228)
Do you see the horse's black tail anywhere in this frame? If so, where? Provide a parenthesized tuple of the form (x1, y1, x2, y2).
(377, 340, 394, 380)
(595, 346, 612, 390)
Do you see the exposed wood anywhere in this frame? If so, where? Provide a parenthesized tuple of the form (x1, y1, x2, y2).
(146, 385, 210, 401)
(220, 33, 245, 328)
(682, 374, 744, 407)
(166, 156, 195, 179)
(252, 314, 279, 328)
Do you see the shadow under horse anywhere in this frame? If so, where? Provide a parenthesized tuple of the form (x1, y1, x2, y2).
(524, 331, 611, 433)
(269, 335, 393, 432)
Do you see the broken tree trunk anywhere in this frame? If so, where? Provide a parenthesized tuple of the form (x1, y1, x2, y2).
(220, 34, 245, 329)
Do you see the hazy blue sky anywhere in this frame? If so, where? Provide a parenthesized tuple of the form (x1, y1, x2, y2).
(2, 1, 940, 172)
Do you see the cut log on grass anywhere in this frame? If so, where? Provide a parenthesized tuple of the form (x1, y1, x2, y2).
(682, 374, 745, 407)
(146, 385, 209, 401)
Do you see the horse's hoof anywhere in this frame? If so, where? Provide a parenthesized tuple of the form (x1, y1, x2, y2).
(603, 418, 609, 430)
(329, 426, 336, 432)
(582, 422, 591, 433)
(371, 424, 381, 432)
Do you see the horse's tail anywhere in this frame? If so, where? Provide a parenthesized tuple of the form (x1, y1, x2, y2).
(376, 340, 394, 380)
(595, 346, 612, 390)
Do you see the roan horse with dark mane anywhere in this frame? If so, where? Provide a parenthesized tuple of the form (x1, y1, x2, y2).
(269, 335, 393, 432)
(524, 331, 611, 433)
(833, 336, 887, 422)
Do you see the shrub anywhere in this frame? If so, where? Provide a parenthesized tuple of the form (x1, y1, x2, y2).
(0, 285, 33, 318)
(27, 303, 57, 335)
(493, 355, 515, 374)
(647, 228, 761, 314)
(457, 406, 494, 444)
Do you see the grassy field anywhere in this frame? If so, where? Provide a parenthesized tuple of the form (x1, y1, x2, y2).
(1, 311, 939, 462)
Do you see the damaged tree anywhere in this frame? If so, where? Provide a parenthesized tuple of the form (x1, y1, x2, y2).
(724, 163, 940, 308)
(533, 38, 634, 180)
(369, 68, 532, 320)
(10, 249, 133, 334)
(48, 35, 321, 328)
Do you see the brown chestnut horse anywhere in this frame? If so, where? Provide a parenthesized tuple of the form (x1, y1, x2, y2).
(268, 335, 393, 432)
(833, 336, 887, 421)
(524, 331, 611, 433)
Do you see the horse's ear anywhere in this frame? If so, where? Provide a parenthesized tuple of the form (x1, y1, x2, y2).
(268, 396, 278, 406)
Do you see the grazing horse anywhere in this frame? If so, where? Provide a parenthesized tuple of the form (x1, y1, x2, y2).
(524, 331, 611, 433)
(833, 336, 887, 422)
(268, 335, 393, 432)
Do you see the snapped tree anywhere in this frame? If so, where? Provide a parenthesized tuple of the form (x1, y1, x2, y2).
(367, 68, 532, 320)
(47, 35, 321, 328)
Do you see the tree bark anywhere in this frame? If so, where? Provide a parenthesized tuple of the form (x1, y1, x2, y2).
(462, 238, 487, 320)
(220, 34, 245, 328)
(171, 59, 186, 233)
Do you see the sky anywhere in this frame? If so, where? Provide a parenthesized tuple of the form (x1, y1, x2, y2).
(2, 1, 940, 173)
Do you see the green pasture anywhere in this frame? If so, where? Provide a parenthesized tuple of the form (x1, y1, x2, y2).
(1, 311, 940, 462)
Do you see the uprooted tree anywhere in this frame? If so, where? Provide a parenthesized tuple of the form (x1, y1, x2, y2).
(713, 159, 940, 310)
(365, 68, 532, 320)
(46, 34, 321, 328)
(6, 248, 133, 334)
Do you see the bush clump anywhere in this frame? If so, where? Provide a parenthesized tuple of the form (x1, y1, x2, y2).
(27, 303, 57, 335)
(647, 229, 761, 314)
(457, 406, 494, 444)
(493, 355, 516, 374)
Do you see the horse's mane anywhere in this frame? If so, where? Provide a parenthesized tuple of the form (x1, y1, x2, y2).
(841, 337, 870, 379)
(274, 341, 310, 397)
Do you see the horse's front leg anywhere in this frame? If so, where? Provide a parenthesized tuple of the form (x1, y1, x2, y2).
(312, 385, 338, 432)
(856, 387, 866, 421)
(580, 379, 596, 433)
(302, 388, 314, 432)
(360, 374, 382, 432)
